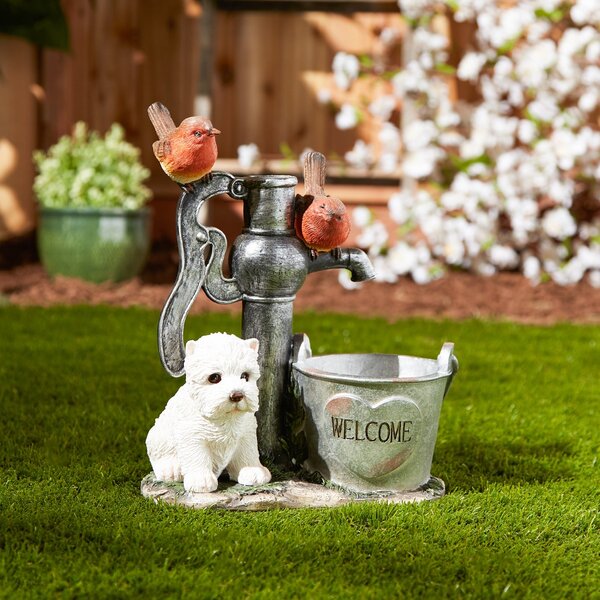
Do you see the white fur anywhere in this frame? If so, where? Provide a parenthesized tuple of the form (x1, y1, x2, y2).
(146, 333, 271, 492)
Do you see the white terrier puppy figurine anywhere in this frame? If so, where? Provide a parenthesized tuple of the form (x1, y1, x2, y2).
(146, 333, 271, 493)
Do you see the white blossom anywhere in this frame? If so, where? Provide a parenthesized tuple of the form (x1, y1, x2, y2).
(586, 40, 600, 62)
(473, 260, 496, 277)
(526, 20, 551, 43)
(558, 27, 596, 57)
(380, 27, 400, 46)
(388, 242, 418, 275)
(453, 0, 489, 22)
(436, 100, 461, 128)
(442, 234, 466, 265)
(478, 6, 535, 50)
(332, 52, 360, 91)
(488, 244, 519, 269)
(517, 120, 537, 144)
(338, 269, 363, 290)
(571, 0, 600, 26)
(550, 129, 587, 170)
(578, 89, 599, 113)
(438, 131, 464, 147)
(388, 192, 412, 224)
(369, 95, 397, 121)
(335, 104, 359, 130)
(378, 153, 399, 173)
(548, 178, 574, 207)
(392, 62, 429, 97)
(581, 65, 600, 86)
(411, 263, 441, 284)
(357, 221, 388, 255)
(317, 88, 332, 104)
(528, 95, 560, 122)
(542, 207, 577, 240)
(457, 52, 487, 82)
(577, 244, 600, 270)
(352, 206, 372, 228)
(514, 39, 556, 88)
(398, 0, 437, 20)
(523, 255, 541, 284)
(237, 143, 260, 169)
(379, 123, 402, 154)
(372, 255, 398, 283)
(506, 197, 539, 244)
(345, 140, 374, 170)
(403, 120, 437, 152)
(589, 271, 600, 288)
(551, 257, 586, 285)
(403, 147, 444, 179)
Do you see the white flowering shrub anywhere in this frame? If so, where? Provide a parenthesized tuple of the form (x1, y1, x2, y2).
(330, 0, 600, 287)
(34, 122, 151, 210)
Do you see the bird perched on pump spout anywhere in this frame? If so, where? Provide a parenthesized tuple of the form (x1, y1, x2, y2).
(148, 102, 220, 193)
(295, 151, 351, 259)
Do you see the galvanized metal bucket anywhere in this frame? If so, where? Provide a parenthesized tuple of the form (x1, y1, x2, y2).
(292, 338, 458, 494)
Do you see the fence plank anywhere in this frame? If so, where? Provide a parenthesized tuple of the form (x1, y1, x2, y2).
(0, 36, 38, 240)
(212, 11, 405, 160)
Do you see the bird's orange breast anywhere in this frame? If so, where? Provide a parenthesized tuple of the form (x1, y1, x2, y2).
(298, 196, 351, 252)
(158, 133, 218, 184)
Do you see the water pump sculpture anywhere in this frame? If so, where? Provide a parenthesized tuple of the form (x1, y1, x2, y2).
(158, 169, 375, 464)
(143, 108, 458, 509)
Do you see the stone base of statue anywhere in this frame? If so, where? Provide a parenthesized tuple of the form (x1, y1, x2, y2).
(141, 473, 445, 511)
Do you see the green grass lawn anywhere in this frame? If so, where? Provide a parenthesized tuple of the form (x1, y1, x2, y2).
(0, 306, 598, 599)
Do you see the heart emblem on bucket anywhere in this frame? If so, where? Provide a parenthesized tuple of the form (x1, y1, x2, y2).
(324, 394, 422, 480)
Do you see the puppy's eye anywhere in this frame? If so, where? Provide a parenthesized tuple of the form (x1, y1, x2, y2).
(207, 373, 221, 384)
(240, 372, 250, 382)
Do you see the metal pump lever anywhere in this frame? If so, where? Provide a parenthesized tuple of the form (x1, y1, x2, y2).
(157, 174, 246, 377)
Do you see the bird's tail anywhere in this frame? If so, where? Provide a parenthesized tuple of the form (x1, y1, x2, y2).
(148, 102, 177, 139)
(304, 151, 327, 196)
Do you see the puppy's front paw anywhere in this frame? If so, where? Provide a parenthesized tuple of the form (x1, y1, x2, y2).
(236, 466, 271, 486)
(153, 458, 183, 482)
(184, 470, 218, 493)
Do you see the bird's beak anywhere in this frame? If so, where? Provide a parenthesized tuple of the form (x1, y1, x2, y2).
(210, 128, 221, 136)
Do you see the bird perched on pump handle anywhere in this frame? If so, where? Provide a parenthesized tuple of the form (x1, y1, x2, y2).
(295, 151, 351, 260)
(148, 102, 220, 193)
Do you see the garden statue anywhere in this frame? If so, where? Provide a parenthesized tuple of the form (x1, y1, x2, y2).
(146, 333, 271, 493)
(143, 102, 458, 508)
(149, 102, 220, 192)
(294, 152, 351, 259)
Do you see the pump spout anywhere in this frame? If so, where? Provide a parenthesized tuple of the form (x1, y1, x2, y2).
(308, 248, 375, 282)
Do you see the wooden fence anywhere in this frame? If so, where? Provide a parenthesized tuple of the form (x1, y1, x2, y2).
(211, 11, 405, 158)
(0, 1, 474, 242)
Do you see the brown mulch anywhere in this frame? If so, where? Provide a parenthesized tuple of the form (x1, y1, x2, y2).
(1, 258, 599, 325)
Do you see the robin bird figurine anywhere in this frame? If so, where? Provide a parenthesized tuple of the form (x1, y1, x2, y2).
(295, 151, 351, 260)
(148, 102, 220, 193)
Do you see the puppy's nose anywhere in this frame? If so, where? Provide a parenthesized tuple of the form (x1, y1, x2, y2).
(229, 391, 244, 403)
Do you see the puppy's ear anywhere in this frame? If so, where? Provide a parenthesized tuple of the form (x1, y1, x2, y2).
(245, 338, 259, 353)
(185, 340, 197, 356)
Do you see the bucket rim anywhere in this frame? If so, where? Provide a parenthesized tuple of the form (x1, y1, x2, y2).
(292, 352, 453, 384)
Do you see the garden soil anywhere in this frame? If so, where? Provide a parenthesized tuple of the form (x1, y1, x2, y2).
(1, 244, 598, 324)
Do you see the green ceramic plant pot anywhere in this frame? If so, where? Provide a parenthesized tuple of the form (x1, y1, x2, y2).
(38, 207, 152, 283)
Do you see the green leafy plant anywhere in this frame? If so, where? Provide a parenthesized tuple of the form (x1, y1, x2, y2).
(33, 122, 151, 210)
